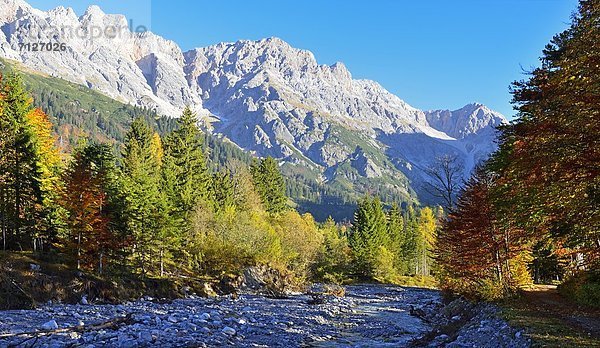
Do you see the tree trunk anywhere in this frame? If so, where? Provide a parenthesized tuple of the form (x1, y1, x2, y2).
(495, 248, 503, 282)
(1, 187, 6, 251)
(2, 212, 6, 251)
(160, 248, 164, 277)
(14, 153, 21, 247)
(502, 230, 511, 285)
(77, 230, 82, 270)
(99, 250, 103, 275)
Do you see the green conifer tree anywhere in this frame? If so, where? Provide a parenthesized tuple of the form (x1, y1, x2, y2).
(349, 196, 388, 278)
(163, 107, 211, 231)
(403, 206, 420, 275)
(250, 157, 287, 213)
(121, 118, 172, 275)
(211, 171, 235, 213)
(0, 73, 45, 250)
(387, 203, 408, 273)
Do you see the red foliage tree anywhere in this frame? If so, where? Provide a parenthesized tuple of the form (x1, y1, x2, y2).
(436, 167, 527, 295)
(61, 150, 116, 273)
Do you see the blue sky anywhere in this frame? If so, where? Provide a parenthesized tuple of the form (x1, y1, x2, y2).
(28, 0, 578, 118)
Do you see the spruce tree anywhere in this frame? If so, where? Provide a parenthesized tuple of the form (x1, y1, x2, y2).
(163, 107, 210, 231)
(250, 157, 287, 213)
(121, 118, 171, 274)
(211, 171, 235, 213)
(349, 196, 388, 278)
(387, 203, 407, 273)
(403, 206, 420, 275)
(0, 73, 45, 250)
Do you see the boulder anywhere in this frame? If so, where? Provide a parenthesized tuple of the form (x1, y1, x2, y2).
(41, 320, 59, 330)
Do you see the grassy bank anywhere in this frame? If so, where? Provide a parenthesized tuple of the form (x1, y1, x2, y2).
(390, 275, 438, 289)
(500, 285, 600, 348)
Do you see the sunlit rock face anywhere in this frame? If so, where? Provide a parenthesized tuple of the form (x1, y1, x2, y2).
(0, 0, 507, 203)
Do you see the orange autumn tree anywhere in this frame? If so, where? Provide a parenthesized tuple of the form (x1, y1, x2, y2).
(436, 167, 528, 299)
(25, 107, 62, 247)
(499, 0, 600, 268)
(61, 144, 117, 273)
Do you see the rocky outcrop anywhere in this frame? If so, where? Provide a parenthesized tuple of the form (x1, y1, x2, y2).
(350, 147, 382, 178)
(241, 265, 294, 298)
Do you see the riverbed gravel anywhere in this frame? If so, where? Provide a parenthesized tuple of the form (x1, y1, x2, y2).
(0, 284, 530, 347)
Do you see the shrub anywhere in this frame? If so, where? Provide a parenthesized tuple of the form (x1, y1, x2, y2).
(271, 211, 323, 282)
(437, 269, 514, 301)
(559, 272, 600, 308)
(510, 251, 533, 287)
(475, 278, 508, 301)
(313, 220, 353, 284)
(373, 246, 399, 284)
(193, 206, 281, 276)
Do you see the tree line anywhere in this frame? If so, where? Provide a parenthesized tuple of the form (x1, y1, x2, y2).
(0, 72, 439, 286)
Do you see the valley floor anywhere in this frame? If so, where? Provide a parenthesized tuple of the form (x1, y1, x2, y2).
(0, 285, 530, 348)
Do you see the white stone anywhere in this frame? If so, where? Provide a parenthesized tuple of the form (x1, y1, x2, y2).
(222, 326, 236, 336)
(41, 320, 58, 330)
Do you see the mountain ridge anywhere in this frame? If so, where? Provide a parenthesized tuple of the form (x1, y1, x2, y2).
(0, 0, 507, 209)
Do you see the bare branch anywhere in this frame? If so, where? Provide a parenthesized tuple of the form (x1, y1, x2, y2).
(423, 154, 463, 210)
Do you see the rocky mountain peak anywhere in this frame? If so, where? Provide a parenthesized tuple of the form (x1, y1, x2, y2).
(46, 6, 76, 19)
(425, 103, 507, 139)
(0, 0, 36, 23)
(0, 0, 507, 205)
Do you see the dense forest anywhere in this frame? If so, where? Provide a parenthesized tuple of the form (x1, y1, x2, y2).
(436, 0, 599, 305)
(0, 72, 437, 290)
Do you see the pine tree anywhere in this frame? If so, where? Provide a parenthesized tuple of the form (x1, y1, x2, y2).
(250, 157, 287, 213)
(349, 196, 388, 278)
(121, 117, 170, 275)
(0, 73, 45, 250)
(163, 107, 210, 232)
